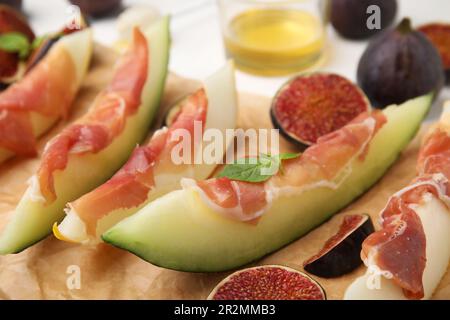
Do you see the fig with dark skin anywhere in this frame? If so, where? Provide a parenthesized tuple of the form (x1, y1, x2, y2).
(0, 0, 22, 12)
(0, 4, 34, 79)
(0, 5, 34, 45)
(330, 0, 397, 40)
(357, 18, 444, 109)
(303, 214, 374, 278)
(418, 23, 450, 84)
(69, 0, 122, 17)
(271, 73, 370, 150)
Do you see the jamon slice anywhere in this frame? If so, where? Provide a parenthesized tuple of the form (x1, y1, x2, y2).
(102, 94, 433, 272)
(185, 177, 268, 223)
(345, 101, 450, 300)
(0, 18, 170, 255)
(0, 28, 93, 163)
(362, 200, 427, 299)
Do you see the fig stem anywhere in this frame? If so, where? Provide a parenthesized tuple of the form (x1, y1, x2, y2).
(397, 18, 413, 34)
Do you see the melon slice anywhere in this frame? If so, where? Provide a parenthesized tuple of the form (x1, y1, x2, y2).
(0, 17, 170, 255)
(102, 94, 433, 272)
(54, 62, 238, 244)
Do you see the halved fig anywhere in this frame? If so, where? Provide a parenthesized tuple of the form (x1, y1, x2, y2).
(303, 214, 374, 278)
(271, 73, 370, 149)
(0, 4, 34, 39)
(0, 4, 34, 80)
(207, 265, 326, 300)
(0, 50, 19, 79)
(418, 23, 450, 84)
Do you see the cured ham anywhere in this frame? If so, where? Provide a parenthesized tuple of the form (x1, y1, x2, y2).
(182, 177, 268, 222)
(361, 132, 450, 299)
(345, 102, 450, 300)
(184, 111, 386, 223)
(0, 28, 92, 159)
(362, 196, 427, 299)
(37, 28, 148, 203)
(0, 109, 35, 155)
(63, 89, 208, 237)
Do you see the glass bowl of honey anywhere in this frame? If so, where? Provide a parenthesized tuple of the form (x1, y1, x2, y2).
(217, 0, 328, 76)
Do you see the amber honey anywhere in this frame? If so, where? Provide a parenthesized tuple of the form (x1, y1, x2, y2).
(223, 8, 325, 76)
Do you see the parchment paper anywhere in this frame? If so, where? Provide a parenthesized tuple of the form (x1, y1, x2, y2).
(0, 45, 448, 300)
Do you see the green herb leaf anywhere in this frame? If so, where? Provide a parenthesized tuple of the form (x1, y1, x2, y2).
(277, 152, 300, 160)
(218, 152, 301, 183)
(0, 32, 31, 59)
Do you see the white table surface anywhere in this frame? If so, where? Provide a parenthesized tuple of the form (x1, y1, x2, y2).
(25, 0, 450, 120)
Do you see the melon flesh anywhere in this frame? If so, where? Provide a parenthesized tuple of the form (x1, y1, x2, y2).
(56, 61, 238, 243)
(0, 29, 93, 163)
(344, 195, 450, 300)
(102, 94, 433, 272)
(0, 18, 170, 254)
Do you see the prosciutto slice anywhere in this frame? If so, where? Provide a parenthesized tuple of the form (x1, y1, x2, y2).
(185, 177, 268, 222)
(0, 40, 77, 155)
(69, 89, 208, 236)
(37, 28, 148, 203)
(184, 111, 386, 223)
(362, 127, 450, 299)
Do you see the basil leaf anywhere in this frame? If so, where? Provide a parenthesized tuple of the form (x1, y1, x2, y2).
(259, 153, 281, 177)
(0, 32, 31, 59)
(218, 157, 270, 183)
(218, 152, 301, 183)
